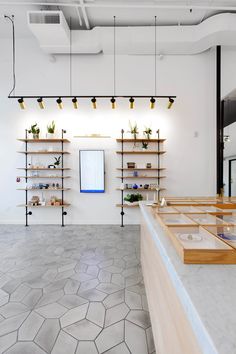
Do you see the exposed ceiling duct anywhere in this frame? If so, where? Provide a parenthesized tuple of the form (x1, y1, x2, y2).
(27, 11, 236, 55)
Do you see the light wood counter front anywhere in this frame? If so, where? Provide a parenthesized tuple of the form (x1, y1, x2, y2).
(141, 219, 201, 354)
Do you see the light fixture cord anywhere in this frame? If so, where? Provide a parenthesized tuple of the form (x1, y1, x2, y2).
(5, 15, 16, 97)
(69, 17, 72, 96)
(113, 15, 116, 97)
(154, 15, 157, 96)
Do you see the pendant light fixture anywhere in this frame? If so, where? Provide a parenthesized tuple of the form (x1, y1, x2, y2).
(18, 97, 25, 109)
(72, 97, 78, 109)
(111, 16, 117, 109)
(111, 97, 116, 109)
(150, 97, 156, 109)
(37, 97, 45, 109)
(91, 97, 97, 109)
(5, 14, 176, 110)
(57, 97, 63, 109)
(151, 16, 157, 109)
(168, 97, 174, 109)
(129, 97, 134, 109)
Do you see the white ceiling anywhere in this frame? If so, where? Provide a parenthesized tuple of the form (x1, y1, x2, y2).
(1, 0, 236, 38)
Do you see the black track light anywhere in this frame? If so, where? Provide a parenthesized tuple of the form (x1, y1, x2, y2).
(37, 97, 45, 109)
(167, 97, 174, 109)
(91, 97, 97, 109)
(150, 97, 156, 109)
(18, 97, 25, 109)
(56, 97, 63, 109)
(72, 97, 78, 109)
(129, 97, 134, 109)
(111, 97, 116, 109)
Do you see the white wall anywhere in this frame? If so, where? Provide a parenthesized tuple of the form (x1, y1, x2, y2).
(0, 38, 217, 224)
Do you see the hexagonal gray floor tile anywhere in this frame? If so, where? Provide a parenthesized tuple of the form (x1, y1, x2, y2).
(95, 320, 124, 353)
(103, 290, 125, 309)
(60, 303, 88, 328)
(18, 311, 44, 340)
(125, 320, 148, 354)
(105, 303, 129, 327)
(35, 319, 60, 353)
(86, 302, 105, 327)
(59, 294, 88, 309)
(103, 342, 130, 354)
(51, 330, 77, 354)
(0, 331, 17, 353)
(126, 310, 151, 329)
(64, 319, 102, 340)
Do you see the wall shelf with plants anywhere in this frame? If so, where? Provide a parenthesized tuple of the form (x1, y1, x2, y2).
(16, 122, 71, 226)
(116, 122, 166, 226)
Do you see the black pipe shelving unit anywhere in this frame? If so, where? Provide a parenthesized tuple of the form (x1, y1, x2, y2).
(116, 129, 166, 227)
(17, 129, 71, 226)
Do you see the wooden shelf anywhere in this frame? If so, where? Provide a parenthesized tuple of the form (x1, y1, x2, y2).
(17, 151, 70, 154)
(17, 168, 71, 171)
(116, 151, 166, 155)
(18, 204, 70, 208)
(116, 176, 166, 179)
(17, 176, 71, 179)
(116, 188, 166, 191)
(17, 139, 70, 143)
(116, 204, 139, 208)
(116, 138, 166, 143)
(17, 188, 71, 191)
(116, 168, 165, 171)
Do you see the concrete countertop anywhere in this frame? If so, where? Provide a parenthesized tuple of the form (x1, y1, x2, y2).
(140, 202, 236, 354)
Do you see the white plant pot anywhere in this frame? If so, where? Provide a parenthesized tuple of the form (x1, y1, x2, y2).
(47, 133, 55, 139)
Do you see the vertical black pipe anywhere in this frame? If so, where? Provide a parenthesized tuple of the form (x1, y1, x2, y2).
(61, 129, 64, 227)
(216, 45, 223, 195)
(121, 129, 124, 227)
(25, 129, 28, 226)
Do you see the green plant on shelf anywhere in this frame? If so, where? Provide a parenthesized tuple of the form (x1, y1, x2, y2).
(47, 120, 56, 134)
(128, 121, 139, 140)
(143, 126, 152, 139)
(54, 156, 61, 167)
(142, 141, 148, 150)
(124, 193, 143, 203)
(28, 123, 40, 139)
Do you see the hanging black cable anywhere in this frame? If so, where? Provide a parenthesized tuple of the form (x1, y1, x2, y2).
(111, 15, 116, 109)
(154, 15, 157, 97)
(4, 15, 16, 97)
(69, 16, 72, 97)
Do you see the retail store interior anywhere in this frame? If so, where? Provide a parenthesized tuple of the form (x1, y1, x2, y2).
(0, 1, 236, 353)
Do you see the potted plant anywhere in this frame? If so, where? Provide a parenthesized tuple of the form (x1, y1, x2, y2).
(28, 123, 40, 139)
(124, 193, 143, 206)
(129, 121, 139, 140)
(143, 126, 152, 139)
(54, 156, 61, 168)
(47, 120, 56, 138)
(142, 142, 148, 150)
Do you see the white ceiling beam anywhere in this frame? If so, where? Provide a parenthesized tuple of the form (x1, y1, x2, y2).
(79, 0, 90, 29)
(75, 6, 83, 26)
(0, 1, 236, 11)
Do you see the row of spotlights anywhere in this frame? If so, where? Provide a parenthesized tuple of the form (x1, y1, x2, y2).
(18, 97, 175, 110)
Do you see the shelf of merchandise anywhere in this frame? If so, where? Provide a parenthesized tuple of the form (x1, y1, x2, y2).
(116, 129, 166, 226)
(17, 129, 70, 227)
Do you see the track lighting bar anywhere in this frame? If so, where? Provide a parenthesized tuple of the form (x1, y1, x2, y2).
(9, 95, 176, 99)
(11, 95, 176, 110)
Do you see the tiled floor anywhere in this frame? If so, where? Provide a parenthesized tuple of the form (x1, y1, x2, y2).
(0, 225, 155, 354)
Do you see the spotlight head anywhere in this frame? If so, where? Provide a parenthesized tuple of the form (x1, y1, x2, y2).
(168, 97, 174, 109)
(18, 97, 25, 110)
(91, 97, 97, 109)
(72, 97, 78, 109)
(150, 97, 156, 109)
(56, 97, 63, 109)
(37, 97, 45, 109)
(111, 97, 116, 109)
(129, 97, 134, 109)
